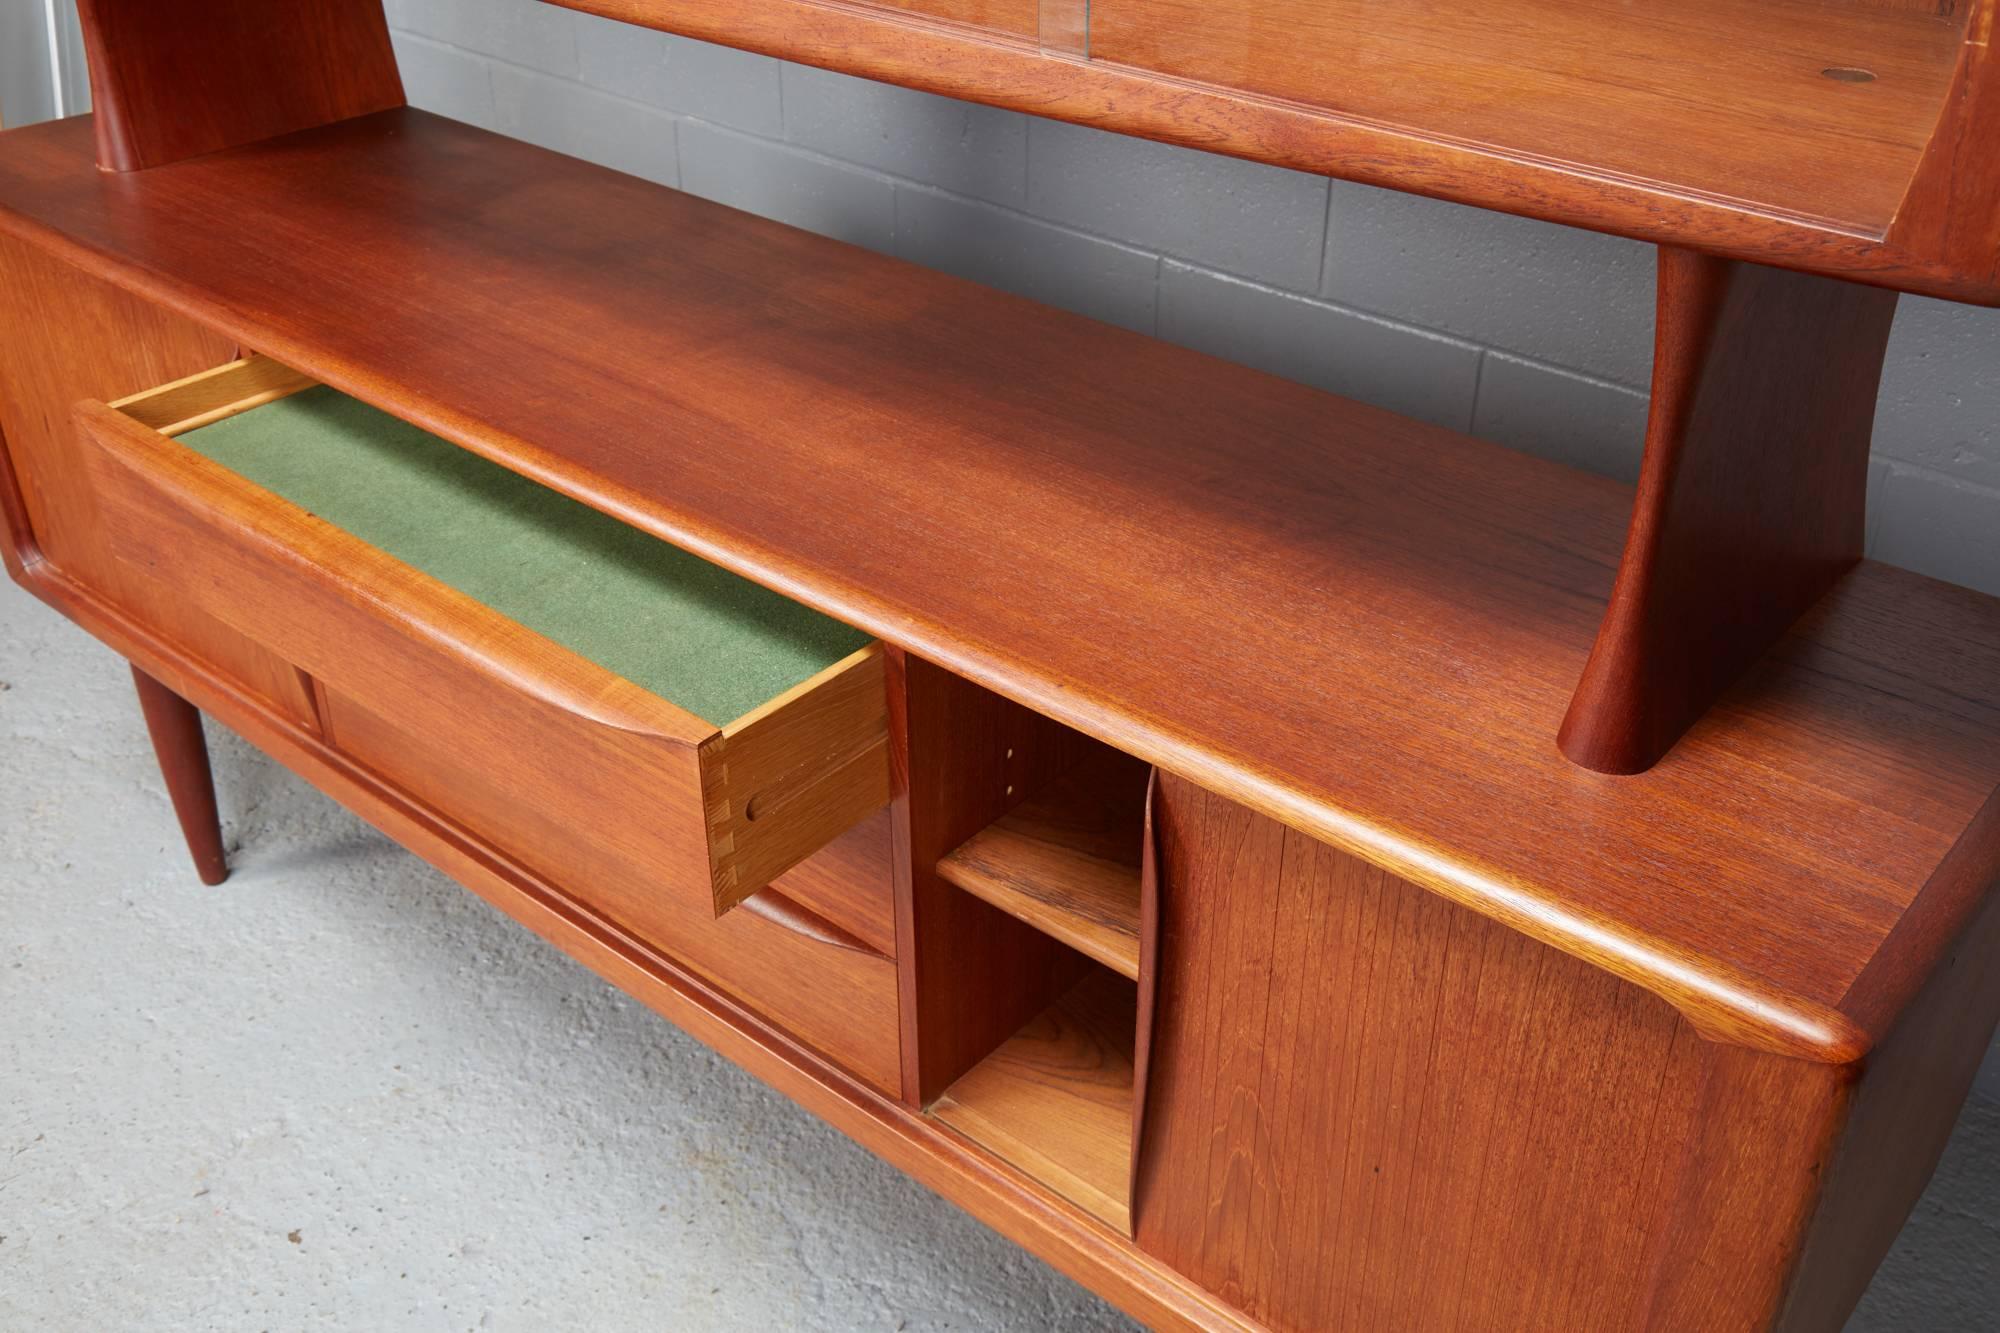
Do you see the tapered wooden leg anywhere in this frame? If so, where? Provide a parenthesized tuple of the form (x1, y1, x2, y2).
(1558, 248, 1900, 774)
(130, 664, 228, 885)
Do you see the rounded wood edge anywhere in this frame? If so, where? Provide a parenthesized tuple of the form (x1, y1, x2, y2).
(27, 566, 1260, 1333)
(739, 886, 892, 960)
(78, 401, 715, 751)
(24, 171, 1898, 1068)
(116, 352, 1860, 1063)
(1217, 753, 1876, 1065)
(903, 633, 1880, 1066)
(543, 0, 2000, 306)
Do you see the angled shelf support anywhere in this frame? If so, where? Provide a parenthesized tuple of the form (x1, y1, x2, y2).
(1559, 248, 1900, 774)
(77, 0, 402, 172)
(1884, 0, 2000, 297)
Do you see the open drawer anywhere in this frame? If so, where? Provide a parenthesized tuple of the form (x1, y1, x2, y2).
(77, 357, 892, 920)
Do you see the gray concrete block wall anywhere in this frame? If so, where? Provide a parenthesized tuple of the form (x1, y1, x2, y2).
(0, 0, 60, 129)
(387, 0, 1998, 599)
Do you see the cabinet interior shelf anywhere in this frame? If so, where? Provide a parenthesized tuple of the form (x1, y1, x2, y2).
(930, 966, 1138, 1233)
(936, 749, 1150, 980)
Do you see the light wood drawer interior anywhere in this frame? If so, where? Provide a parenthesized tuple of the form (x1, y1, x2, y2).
(75, 357, 902, 1085)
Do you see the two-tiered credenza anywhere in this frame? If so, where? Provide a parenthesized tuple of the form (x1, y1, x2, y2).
(5, 2, 1999, 1327)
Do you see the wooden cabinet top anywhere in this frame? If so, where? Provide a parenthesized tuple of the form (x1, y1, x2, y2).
(553, 0, 2000, 303)
(3, 109, 1996, 1064)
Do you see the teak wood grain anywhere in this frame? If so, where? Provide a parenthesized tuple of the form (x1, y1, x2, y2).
(0, 233, 320, 727)
(1089, 0, 1954, 234)
(936, 747, 1150, 978)
(931, 966, 1137, 1233)
(4, 112, 1997, 1062)
(112, 355, 320, 435)
(5, 12, 1998, 1327)
(73, 366, 902, 1087)
(548, 0, 2000, 302)
(701, 644, 893, 912)
(76, 0, 403, 172)
(890, 652, 1097, 1104)
(737, 877, 888, 961)
(1560, 250, 1901, 773)
(752, 806, 899, 959)
(81, 358, 891, 920)
(9, 560, 1252, 1333)
(871, 0, 1036, 38)
(130, 665, 229, 886)
(1133, 773, 2000, 1331)
(320, 683, 905, 1093)
(1775, 790, 2000, 1330)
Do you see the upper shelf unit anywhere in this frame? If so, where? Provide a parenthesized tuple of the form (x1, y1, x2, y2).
(3, 109, 2000, 1066)
(551, 0, 2000, 303)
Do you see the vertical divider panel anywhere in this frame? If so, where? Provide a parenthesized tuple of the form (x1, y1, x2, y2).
(1128, 765, 1161, 1226)
(886, 648, 1094, 1105)
(0, 417, 34, 580)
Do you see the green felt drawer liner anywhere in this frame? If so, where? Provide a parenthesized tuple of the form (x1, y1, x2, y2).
(179, 386, 870, 727)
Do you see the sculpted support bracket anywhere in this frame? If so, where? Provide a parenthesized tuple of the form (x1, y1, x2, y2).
(1559, 248, 1899, 774)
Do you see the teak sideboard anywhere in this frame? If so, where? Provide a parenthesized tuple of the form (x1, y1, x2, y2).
(5, 2, 1999, 1329)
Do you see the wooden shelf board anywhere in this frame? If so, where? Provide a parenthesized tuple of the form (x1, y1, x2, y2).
(12, 563, 1245, 1333)
(551, 0, 1986, 297)
(3, 111, 1998, 1061)
(931, 968, 1136, 1232)
(937, 749, 1149, 979)
(1090, 0, 1959, 235)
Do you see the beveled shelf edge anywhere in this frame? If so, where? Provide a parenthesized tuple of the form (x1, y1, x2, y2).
(940, 832, 1141, 979)
(0, 187, 1904, 1069)
(546, 0, 2000, 306)
(936, 752, 1148, 980)
(14, 558, 1256, 1333)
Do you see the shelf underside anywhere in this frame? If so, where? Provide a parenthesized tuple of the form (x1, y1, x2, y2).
(937, 749, 1150, 980)
(2, 111, 1999, 1058)
(931, 968, 1136, 1232)
(555, 0, 1978, 286)
(1097, 0, 1960, 234)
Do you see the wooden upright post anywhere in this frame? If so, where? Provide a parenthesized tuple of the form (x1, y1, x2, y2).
(77, 0, 403, 172)
(1558, 249, 1898, 774)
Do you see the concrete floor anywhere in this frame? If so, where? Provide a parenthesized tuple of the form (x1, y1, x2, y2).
(2, 572, 1995, 1330)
